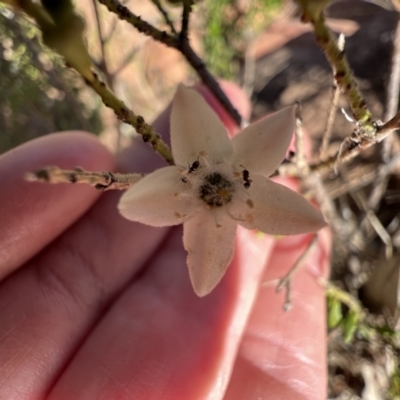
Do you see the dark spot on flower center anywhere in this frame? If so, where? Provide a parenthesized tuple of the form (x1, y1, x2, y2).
(199, 172, 234, 207)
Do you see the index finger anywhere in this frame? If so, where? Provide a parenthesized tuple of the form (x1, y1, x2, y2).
(224, 222, 331, 399)
(0, 132, 115, 280)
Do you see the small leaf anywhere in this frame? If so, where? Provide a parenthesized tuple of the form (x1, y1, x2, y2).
(327, 297, 342, 329)
(341, 311, 359, 343)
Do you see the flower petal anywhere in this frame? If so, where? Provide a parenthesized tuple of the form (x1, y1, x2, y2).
(231, 106, 296, 177)
(118, 166, 197, 227)
(231, 175, 326, 235)
(171, 86, 233, 167)
(183, 209, 237, 297)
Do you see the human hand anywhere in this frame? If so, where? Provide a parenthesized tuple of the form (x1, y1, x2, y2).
(0, 82, 330, 399)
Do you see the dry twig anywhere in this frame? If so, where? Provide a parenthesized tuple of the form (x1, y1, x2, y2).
(86, 72, 174, 164)
(320, 34, 345, 159)
(151, 0, 177, 34)
(26, 166, 143, 191)
(274, 235, 319, 311)
(97, 0, 242, 126)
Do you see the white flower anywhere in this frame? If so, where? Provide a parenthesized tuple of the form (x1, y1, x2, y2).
(118, 86, 326, 297)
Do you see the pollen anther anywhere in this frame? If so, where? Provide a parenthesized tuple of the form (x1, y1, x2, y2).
(199, 172, 234, 207)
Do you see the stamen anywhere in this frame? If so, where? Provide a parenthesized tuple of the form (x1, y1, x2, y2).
(199, 172, 234, 207)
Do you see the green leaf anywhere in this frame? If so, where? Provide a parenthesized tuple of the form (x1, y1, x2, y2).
(327, 297, 342, 329)
(341, 311, 359, 343)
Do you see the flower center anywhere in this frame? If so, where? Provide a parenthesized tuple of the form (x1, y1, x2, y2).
(199, 172, 235, 207)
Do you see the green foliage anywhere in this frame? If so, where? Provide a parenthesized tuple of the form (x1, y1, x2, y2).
(0, 5, 101, 154)
(389, 370, 400, 400)
(202, 0, 282, 79)
(327, 296, 342, 329)
(326, 285, 400, 348)
(326, 285, 364, 343)
(341, 311, 359, 343)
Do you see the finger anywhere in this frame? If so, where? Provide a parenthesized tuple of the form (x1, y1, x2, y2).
(0, 132, 114, 280)
(48, 227, 275, 400)
(223, 97, 330, 399)
(224, 228, 331, 400)
(0, 187, 172, 398)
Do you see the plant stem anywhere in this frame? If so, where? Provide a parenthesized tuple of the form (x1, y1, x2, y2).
(27, 166, 143, 190)
(304, 10, 375, 134)
(87, 72, 174, 164)
(97, 0, 242, 126)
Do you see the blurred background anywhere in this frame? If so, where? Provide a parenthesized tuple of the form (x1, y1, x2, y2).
(0, 0, 282, 153)
(2, 0, 400, 398)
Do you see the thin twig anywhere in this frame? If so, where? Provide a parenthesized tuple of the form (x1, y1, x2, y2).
(299, 7, 374, 133)
(275, 234, 319, 311)
(93, 0, 125, 153)
(93, 0, 112, 86)
(279, 111, 400, 176)
(365, 16, 400, 213)
(293, 103, 309, 177)
(320, 34, 345, 159)
(291, 4, 400, 174)
(351, 189, 393, 259)
(292, 2, 400, 175)
(367, 175, 389, 212)
(320, 86, 341, 159)
(326, 153, 400, 199)
(26, 166, 143, 191)
(385, 17, 400, 117)
(308, 173, 343, 235)
(307, 112, 400, 173)
(180, 0, 191, 40)
(278, 107, 400, 176)
(86, 72, 174, 164)
(383, 14, 400, 162)
(151, 0, 177, 34)
(97, 0, 242, 127)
